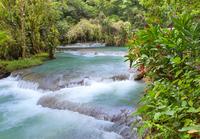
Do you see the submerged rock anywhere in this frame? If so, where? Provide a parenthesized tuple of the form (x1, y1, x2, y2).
(110, 74, 129, 81)
(37, 95, 111, 121)
(108, 109, 141, 139)
(37, 95, 141, 139)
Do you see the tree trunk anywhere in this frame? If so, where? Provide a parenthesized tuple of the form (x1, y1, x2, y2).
(48, 46, 55, 59)
(20, 0, 26, 58)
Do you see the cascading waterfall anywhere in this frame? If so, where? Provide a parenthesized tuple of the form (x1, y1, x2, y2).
(0, 77, 125, 139)
(0, 44, 144, 139)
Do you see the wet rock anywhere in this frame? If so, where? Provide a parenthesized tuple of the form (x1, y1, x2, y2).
(0, 72, 11, 79)
(37, 95, 112, 121)
(0, 66, 11, 79)
(37, 95, 141, 139)
(11, 69, 32, 78)
(109, 110, 140, 139)
(11, 70, 95, 90)
(101, 74, 130, 82)
(12, 71, 133, 91)
(134, 73, 144, 81)
(110, 74, 129, 81)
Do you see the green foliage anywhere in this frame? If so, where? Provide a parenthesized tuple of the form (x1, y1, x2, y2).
(65, 0, 97, 21)
(61, 0, 145, 46)
(66, 19, 102, 43)
(0, 31, 15, 59)
(128, 13, 200, 138)
(135, 71, 200, 138)
(0, 0, 63, 60)
(0, 31, 9, 44)
(102, 20, 132, 46)
(85, 0, 145, 27)
(127, 14, 200, 80)
(139, 0, 200, 25)
(0, 0, 145, 60)
(0, 53, 48, 72)
(65, 18, 132, 46)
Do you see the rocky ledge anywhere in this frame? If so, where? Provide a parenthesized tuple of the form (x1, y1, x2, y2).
(38, 95, 141, 139)
(0, 66, 10, 79)
(11, 69, 131, 90)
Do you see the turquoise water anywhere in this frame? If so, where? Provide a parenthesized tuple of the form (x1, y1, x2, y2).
(32, 53, 127, 76)
(31, 47, 129, 80)
(0, 46, 144, 139)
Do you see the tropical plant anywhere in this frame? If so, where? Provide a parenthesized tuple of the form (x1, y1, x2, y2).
(127, 13, 200, 138)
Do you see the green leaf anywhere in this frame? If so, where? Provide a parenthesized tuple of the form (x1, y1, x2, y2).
(182, 101, 187, 107)
(154, 112, 161, 120)
(171, 56, 181, 64)
(188, 100, 193, 107)
(165, 110, 175, 116)
(141, 54, 148, 59)
(154, 91, 160, 99)
(175, 70, 183, 78)
(187, 107, 200, 113)
(179, 125, 200, 132)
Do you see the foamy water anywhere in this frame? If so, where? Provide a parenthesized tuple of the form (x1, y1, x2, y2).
(0, 45, 144, 139)
(0, 77, 125, 139)
(63, 50, 127, 57)
(56, 80, 142, 104)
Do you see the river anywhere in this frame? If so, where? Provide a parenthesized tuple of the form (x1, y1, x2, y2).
(0, 44, 144, 139)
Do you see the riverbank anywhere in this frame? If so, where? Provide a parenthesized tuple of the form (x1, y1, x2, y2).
(0, 53, 48, 79)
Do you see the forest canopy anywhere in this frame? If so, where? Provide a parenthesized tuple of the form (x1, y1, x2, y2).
(0, 0, 145, 60)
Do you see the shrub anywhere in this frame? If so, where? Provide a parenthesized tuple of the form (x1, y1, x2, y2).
(65, 18, 132, 46)
(127, 14, 200, 138)
(65, 19, 102, 44)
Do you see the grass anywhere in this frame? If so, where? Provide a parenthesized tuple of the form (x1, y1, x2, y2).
(0, 53, 48, 72)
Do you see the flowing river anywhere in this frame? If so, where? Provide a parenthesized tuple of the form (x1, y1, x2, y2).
(0, 44, 144, 139)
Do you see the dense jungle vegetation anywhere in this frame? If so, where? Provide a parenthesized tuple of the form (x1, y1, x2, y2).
(0, 0, 144, 60)
(126, 0, 200, 138)
(0, 0, 200, 138)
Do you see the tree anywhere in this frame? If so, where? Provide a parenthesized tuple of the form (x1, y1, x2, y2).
(0, 31, 11, 59)
(17, 0, 27, 58)
(0, 0, 63, 59)
(139, 0, 200, 25)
